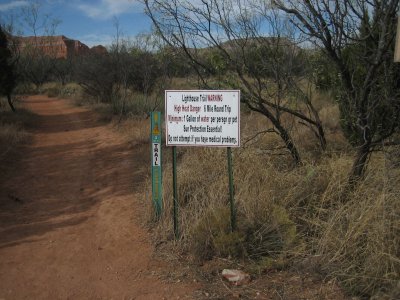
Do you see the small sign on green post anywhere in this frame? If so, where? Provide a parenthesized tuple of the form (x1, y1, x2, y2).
(151, 111, 162, 217)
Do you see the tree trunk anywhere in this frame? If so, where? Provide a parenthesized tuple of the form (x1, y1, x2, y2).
(267, 114, 301, 164)
(7, 94, 16, 113)
(255, 103, 302, 164)
(256, 103, 302, 164)
(316, 122, 327, 151)
(309, 104, 327, 151)
(275, 121, 302, 164)
(348, 142, 371, 185)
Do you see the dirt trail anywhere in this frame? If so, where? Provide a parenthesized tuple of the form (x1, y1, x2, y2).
(0, 95, 198, 299)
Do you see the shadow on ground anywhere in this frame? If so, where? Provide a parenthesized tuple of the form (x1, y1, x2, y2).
(0, 96, 149, 249)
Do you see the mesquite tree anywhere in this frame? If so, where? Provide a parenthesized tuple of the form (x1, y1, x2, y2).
(143, 0, 327, 164)
(17, 1, 60, 91)
(274, 0, 400, 184)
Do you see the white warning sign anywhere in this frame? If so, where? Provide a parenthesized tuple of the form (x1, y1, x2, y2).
(165, 90, 240, 147)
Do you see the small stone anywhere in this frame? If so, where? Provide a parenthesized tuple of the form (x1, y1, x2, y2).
(221, 269, 251, 286)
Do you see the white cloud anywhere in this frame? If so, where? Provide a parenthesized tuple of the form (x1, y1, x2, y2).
(78, 33, 137, 47)
(76, 0, 141, 19)
(0, 1, 29, 11)
(77, 33, 113, 47)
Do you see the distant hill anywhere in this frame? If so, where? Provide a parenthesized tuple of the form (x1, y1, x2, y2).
(179, 36, 301, 57)
(16, 35, 107, 59)
(220, 36, 299, 50)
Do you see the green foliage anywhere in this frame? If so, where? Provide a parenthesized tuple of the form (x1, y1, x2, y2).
(76, 47, 162, 106)
(338, 39, 400, 147)
(52, 57, 74, 85)
(191, 207, 244, 260)
(213, 231, 246, 258)
(249, 256, 289, 274)
(129, 48, 160, 93)
(45, 87, 60, 98)
(17, 48, 55, 90)
(156, 47, 193, 77)
(244, 40, 305, 79)
(75, 53, 117, 103)
(311, 11, 400, 149)
(309, 50, 340, 92)
(191, 205, 298, 261)
(205, 49, 228, 76)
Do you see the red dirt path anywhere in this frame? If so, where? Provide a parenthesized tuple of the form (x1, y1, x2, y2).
(0, 96, 198, 299)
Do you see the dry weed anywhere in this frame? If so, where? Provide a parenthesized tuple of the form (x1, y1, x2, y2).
(138, 81, 397, 299)
(146, 140, 399, 298)
(118, 117, 150, 145)
(0, 102, 34, 160)
(315, 154, 400, 297)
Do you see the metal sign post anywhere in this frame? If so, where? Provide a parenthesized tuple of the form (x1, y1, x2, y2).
(227, 147, 236, 231)
(395, 16, 400, 62)
(165, 90, 240, 238)
(151, 111, 162, 218)
(172, 146, 179, 238)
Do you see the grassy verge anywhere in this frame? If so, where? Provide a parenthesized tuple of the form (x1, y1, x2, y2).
(144, 110, 399, 299)
(65, 78, 398, 298)
(0, 97, 35, 163)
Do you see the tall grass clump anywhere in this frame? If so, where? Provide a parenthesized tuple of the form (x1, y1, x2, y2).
(118, 116, 150, 146)
(147, 140, 399, 298)
(0, 98, 34, 159)
(150, 146, 331, 257)
(315, 155, 400, 298)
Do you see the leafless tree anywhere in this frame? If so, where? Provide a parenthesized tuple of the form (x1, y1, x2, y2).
(143, 0, 328, 164)
(17, 0, 60, 90)
(131, 32, 169, 114)
(274, 0, 400, 184)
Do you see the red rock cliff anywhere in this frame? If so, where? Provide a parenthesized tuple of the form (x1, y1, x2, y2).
(17, 35, 106, 58)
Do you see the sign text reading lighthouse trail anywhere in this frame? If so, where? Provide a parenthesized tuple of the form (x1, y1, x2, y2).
(165, 90, 240, 147)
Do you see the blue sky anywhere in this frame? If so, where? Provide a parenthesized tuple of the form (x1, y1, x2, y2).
(0, 0, 153, 47)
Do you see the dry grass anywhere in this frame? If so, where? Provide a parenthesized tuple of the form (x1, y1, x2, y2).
(0, 97, 34, 160)
(315, 154, 400, 298)
(116, 116, 150, 145)
(0, 123, 29, 157)
(67, 76, 397, 298)
(147, 144, 399, 298)
(142, 96, 399, 298)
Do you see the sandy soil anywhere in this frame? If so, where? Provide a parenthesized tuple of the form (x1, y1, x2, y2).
(0, 95, 199, 299)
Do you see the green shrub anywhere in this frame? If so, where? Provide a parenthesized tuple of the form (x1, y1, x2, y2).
(191, 207, 242, 260)
(46, 86, 60, 98)
(243, 205, 297, 259)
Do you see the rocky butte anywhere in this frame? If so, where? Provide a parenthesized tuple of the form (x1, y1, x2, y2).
(16, 35, 107, 58)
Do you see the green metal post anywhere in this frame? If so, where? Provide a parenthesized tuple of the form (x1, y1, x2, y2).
(227, 147, 236, 231)
(151, 112, 162, 219)
(172, 146, 179, 239)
